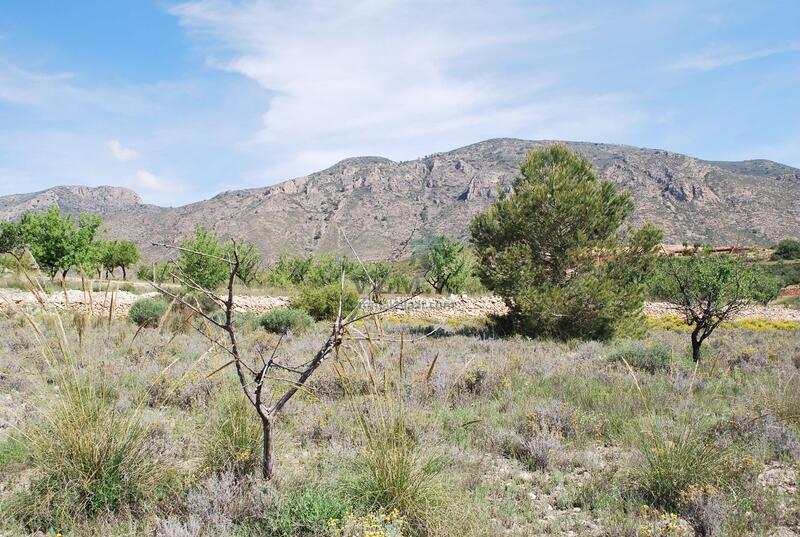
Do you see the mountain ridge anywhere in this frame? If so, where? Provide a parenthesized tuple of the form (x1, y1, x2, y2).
(1, 138, 798, 260)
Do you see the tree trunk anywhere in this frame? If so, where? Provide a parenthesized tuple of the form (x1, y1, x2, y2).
(691, 331, 702, 362)
(262, 416, 275, 480)
(122, 265, 127, 280)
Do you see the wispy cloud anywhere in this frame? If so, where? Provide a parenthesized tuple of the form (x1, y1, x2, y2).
(170, 0, 641, 178)
(107, 139, 140, 161)
(133, 169, 182, 194)
(668, 42, 800, 71)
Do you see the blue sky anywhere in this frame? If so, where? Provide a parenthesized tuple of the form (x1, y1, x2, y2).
(1, 1, 798, 206)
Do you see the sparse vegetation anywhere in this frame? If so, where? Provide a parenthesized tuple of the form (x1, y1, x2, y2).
(1, 204, 799, 537)
(0, 300, 798, 535)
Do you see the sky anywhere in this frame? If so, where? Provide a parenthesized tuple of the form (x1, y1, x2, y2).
(0, 1, 798, 207)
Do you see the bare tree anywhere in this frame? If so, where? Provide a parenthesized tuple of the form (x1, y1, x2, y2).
(151, 237, 417, 480)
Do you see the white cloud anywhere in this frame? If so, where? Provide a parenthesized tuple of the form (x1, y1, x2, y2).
(668, 42, 800, 71)
(107, 139, 140, 161)
(170, 0, 641, 179)
(133, 169, 182, 194)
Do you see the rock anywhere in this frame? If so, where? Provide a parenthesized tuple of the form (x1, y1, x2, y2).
(758, 463, 797, 494)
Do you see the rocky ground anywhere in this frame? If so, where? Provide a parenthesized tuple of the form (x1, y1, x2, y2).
(1, 288, 798, 322)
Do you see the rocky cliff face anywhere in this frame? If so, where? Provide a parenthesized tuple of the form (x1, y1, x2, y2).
(2, 139, 798, 259)
(0, 185, 142, 219)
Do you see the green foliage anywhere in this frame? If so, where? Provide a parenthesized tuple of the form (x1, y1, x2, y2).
(259, 308, 314, 334)
(771, 239, 800, 261)
(202, 384, 262, 476)
(7, 381, 160, 530)
(649, 252, 781, 360)
(414, 234, 470, 294)
(264, 487, 349, 537)
(0, 221, 24, 256)
(11, 205, 103, 278)
(233, 241, 261, 286)
(99, 240, 140, 279)
(264, 253, 314, 287)
(470, 144, 661, 340)
(179, 226, 231, 290)
(649, 253, 779, 307)
(178, 226, 261, 290)
(292, 283, 360, 321)
(348, 259, 392, 293)
(763, 260, 800, 287)
(608, 340, 673, 373)
(0, 435, 25, 467)
(128, 297, 168, 327)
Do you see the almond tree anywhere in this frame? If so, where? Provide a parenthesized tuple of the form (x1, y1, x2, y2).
(650, 250, 780, 361)
(151, 237, 414, 480)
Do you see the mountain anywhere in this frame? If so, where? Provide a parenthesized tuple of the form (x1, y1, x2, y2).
(0, 185, 141, 219)
(2, 139, 799, 260)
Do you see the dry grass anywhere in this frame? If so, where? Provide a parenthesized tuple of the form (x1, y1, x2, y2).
(0, 305, 798, 535)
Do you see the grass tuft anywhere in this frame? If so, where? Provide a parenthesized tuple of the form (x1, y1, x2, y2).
(7, 380, 162, 531)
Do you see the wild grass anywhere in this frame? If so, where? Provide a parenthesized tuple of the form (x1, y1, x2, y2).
(6, 380, 164, 531)
(335, 335, 475, 537)
(0, 297, 798, 535)
(201, 382, 263, 476)
(628, 419, 744, 511)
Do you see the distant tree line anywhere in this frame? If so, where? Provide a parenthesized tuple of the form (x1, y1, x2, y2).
(0, 205, 140, 280)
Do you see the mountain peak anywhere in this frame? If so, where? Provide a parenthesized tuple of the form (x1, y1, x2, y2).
(1, 139, 798, 258)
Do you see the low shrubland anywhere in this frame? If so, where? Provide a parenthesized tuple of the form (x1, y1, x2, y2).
(0, 307, 799, 536)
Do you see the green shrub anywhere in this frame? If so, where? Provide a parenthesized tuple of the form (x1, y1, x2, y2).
(128, 297, 168, 327)
(772, 239, 800, 261)
(0, 435, 25, 467)
(764, 260, 800, 287)
(291, 283, 360, 321)
(7, 382, 160, 530)
(259, 308, 314, 334)
(264, 487, 349, 536)
(608, 340, 673, 373)
(202, 384, 262, 476)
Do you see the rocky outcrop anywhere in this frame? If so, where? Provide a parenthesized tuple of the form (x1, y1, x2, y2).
(0, 185, 141, 220)
(2, 139, 799, 259)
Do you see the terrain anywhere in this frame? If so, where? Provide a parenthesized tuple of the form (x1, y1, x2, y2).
(1, 139, 799, 260)
(1, 305, 798, 536)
